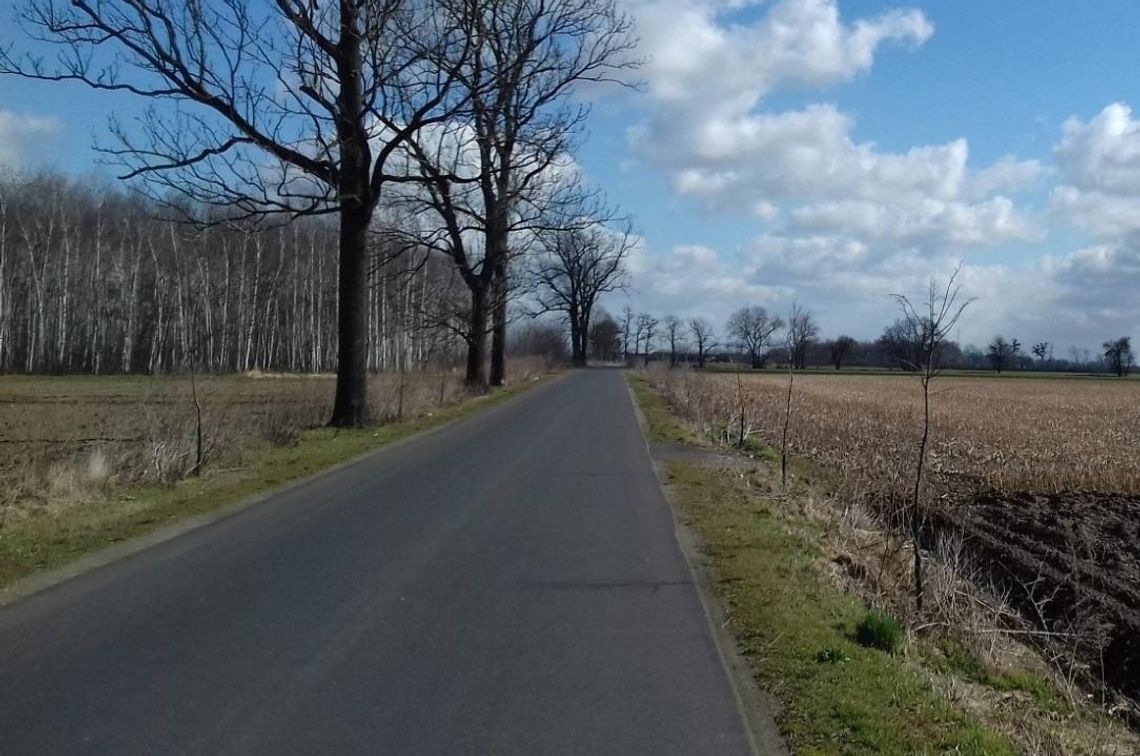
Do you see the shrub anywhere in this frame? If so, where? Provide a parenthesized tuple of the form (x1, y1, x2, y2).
(856, 609, 904, 653)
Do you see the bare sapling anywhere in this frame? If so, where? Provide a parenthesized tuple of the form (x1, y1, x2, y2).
(892, 265, 973, 611)
(780, 305, 799, 488)
(188, 352, 204, 476)
(735, 360, 749, 447)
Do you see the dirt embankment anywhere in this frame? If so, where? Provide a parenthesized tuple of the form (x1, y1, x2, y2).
(936, 491, 1140, 721)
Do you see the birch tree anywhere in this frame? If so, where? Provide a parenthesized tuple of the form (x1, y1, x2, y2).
(1, 0, 467, 424)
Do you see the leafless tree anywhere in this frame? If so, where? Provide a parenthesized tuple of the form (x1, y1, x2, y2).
(621, 305, 636, 362)
(636, 313, 658, 366)
(392, 0, 637, 387)
(829, 335, 857, 370)
(663, 315, 683, 367)
(987, 335, 1020, 373)
(1, 0, 470, 425)
(786, 307, 819, 370)
(1103, 336, 1133, 377)
(778, 304, 807, 487)
(688, 317, 715, 368)
(0, 172, 460, 376)
(892, 266, 973, 611)
(588, 312, 621, 361)
(726, 305, 783, 369)
(532, 218, 633, 366)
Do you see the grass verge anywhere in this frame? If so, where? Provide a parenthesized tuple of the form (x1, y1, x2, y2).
(628, 372, 1016, 755)
(0, 377, 552, 592)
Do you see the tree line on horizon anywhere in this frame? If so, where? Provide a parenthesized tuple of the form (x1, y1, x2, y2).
(583, 304, 1135, 377)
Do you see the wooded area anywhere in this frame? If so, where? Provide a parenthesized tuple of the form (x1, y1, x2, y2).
(0, 0, 637, 424)
(0, 173, 462, 375)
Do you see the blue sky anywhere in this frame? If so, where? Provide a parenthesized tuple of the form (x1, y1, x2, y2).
(3, 0, 1140, 350)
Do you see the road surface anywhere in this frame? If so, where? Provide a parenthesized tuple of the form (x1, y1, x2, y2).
(0, 369, 755, 754)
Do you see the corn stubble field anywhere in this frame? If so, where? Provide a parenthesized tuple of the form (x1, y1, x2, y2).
(650, 367, 1140, 716)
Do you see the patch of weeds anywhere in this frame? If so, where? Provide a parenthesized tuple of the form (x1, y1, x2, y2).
(935, 640, 1068, 714)
(816, 647, 851, 665)
(626, 373, 698, 445)
(855, 609, 904, 654)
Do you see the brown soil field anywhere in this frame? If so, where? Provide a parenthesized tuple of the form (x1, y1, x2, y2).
(651, 369, 1140, 713)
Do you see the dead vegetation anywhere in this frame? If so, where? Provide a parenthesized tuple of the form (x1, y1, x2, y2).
(644, 365, 1140, 745)
(0, 359, 552, 521)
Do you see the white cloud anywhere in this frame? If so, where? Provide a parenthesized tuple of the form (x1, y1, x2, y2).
(617, 229, 1140, 351)
(627, 0, 1038, 251)
(0, 111, 62, 169)
(968, 156, 1042, 199)
(634, 0, 932, 109)
(613, 2, 1138, 350)
(640, 100, 1039, 248)
(1051, 103, 1140, 236)
(788, 195, 1034, 247)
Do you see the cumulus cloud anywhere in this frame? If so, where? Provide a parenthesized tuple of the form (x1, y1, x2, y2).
(635, 0, 932, 108)
(968, 156, 1042, 199)
(0, 110, 62, 169)
(612, 1, 1135, 350)
(628, 1, 1038, 250)
(1051, 103, 1140, 236)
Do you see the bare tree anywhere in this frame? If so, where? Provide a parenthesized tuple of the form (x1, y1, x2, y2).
(1, 0, 470, 425)
(726, 306, 783, 369)
(402, 0, 637, 387)
(637, 313, 658, 366)
(1103, 336, 1134, 377)
(987, 335, 1020, 373)
(787, 307, 819, 370)
(532, 219, 632, 366)
(829, 335, 857, 370)
(688, 318, 715, 368)
(892, 266, 973, 611)
(779, 304, 805, 487)
(621, 305, 635, 362)
(588, 312, 621, 361)
(663, 315, 683, 367)
(1032, 341, 1051, 366)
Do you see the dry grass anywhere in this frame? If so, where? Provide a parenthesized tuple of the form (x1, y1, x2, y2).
(0, 358, 552, 520)
(633, 370, 1140, 754)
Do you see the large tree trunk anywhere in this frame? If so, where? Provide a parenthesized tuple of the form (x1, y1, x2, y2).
(330, 205, 371, 427)
(489, 257, 507, 386)
(329, 0, 371, 427)
(466, 285, 489, 388)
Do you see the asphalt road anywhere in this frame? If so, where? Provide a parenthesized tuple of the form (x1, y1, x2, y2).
(0, 369, 755, 755)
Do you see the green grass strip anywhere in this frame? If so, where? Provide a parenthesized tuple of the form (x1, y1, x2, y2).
(627, 372, 1016, 755)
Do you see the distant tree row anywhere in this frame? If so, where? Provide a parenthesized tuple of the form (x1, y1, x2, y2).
(596, 300, 1134, 377)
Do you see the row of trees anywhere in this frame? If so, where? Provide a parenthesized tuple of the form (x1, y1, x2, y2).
(1, 0, 638, 424)
(0, 166, 634, 374)
(590, 301, 1134, 377)
(0, 174, 468, 376)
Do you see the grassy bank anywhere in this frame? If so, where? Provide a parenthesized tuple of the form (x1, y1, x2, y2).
(0, 377, 552, 592)
(628, 372, 1016, 754)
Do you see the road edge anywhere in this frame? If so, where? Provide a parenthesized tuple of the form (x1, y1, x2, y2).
(623, 372, 787, 756)
(0, 372, 571, 608)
